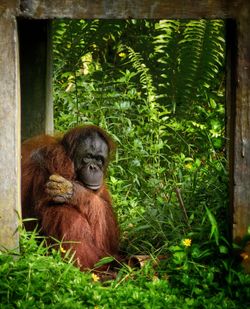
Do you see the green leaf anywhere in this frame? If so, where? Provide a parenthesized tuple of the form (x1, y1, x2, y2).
(205, 206, 219, 245)
(94, 256, 115, 268)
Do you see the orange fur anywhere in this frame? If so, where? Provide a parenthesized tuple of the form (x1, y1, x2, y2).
(21, 126, 119, 270)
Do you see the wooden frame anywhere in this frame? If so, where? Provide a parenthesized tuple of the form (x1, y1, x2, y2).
(0, 0, 249, 269)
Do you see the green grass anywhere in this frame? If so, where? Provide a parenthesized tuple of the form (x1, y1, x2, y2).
(0, 229, 249, 308)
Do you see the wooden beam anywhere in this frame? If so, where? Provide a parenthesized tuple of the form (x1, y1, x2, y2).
(0, 7, 21, 252)
(19, 0, 239, 19)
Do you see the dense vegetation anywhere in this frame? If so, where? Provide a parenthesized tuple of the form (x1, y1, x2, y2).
(1, 19, 249, 308)
(53, 19, 227, 255)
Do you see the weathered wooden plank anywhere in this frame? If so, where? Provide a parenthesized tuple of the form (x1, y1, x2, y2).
(0, 0, 19, 12)
(0, 7, 21, 252)
(19, 0, 239, 19)
(225, 19, 236, 243)
(233, 2, 250, 271)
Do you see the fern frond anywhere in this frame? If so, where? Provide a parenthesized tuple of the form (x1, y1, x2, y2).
(152, 19, 225, 112)
(153, 20, 181, 111)
(125, 46, 156, 103)
(176, 20, 225, 107)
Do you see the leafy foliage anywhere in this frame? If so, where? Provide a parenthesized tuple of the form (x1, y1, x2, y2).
(53, 19, 227, 255)
(0, 229, 249, 308)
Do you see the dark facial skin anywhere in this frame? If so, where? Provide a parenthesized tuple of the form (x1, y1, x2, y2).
(73, 133, 108, 190)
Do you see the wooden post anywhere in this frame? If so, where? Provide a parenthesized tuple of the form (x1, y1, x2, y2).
(233, 3, 250, 271)
(0, 5, 21, 252)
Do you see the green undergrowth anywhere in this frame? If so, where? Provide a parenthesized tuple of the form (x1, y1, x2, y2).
(0, 229, 249, 308)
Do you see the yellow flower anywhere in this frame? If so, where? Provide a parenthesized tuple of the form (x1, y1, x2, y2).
(240, 252, 249, 260)
(60, 246, 66, 253)
(118, 52, 126, 58)
(182, 238, 192, 247)
(185, 163, 193, 170)
(92, 273, 100, 282)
